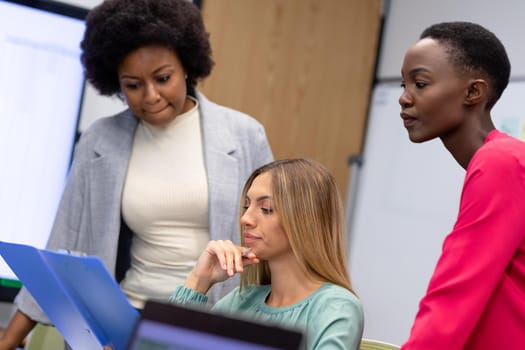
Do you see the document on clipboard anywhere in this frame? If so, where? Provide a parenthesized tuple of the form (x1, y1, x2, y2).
(0, 241, 140, 350)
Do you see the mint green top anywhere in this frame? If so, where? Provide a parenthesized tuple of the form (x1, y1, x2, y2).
(169, 283, 364, 349)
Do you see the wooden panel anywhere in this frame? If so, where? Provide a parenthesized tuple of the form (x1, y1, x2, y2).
(200, 0, 381, 194)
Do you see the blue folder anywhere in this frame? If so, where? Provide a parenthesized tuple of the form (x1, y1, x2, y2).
(0, 241, 140, 350)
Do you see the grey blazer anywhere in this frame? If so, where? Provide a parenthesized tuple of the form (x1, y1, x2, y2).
(15, 91, 273, 323)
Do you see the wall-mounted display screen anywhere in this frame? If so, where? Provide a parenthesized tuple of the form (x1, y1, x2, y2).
(0, 0, 88, 301)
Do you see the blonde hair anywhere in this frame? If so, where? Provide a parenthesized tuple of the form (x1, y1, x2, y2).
(240, 159, 355, 294)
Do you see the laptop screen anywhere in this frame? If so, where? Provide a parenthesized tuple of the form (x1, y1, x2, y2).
(127, 301, 304, 350)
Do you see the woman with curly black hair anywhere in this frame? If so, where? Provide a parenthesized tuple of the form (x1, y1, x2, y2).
(0, 0, 272, 349)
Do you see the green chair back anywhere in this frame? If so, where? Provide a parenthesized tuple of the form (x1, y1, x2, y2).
(360, 338, 400, 350)
(25, 324, 64, 350)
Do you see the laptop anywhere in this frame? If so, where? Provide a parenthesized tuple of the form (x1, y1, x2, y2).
(127, 300, 305, 350)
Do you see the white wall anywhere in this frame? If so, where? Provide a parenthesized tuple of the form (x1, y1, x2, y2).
(378, 0, 525, 80)
(348, 0, 525, 346)
(78, 85, 127, 132)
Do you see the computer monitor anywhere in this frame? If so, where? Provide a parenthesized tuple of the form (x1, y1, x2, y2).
(0, 0, 88, 301)
(128, 300, 305, 350)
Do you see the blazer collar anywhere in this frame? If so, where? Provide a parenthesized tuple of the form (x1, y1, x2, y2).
(197, 90, 240, 241)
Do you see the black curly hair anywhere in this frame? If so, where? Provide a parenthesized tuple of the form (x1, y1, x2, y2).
(80, 0, 214, 97)
(420, 21, 510, 110)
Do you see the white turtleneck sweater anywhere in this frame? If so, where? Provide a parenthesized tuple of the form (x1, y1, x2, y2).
(120, 98, 209, 309)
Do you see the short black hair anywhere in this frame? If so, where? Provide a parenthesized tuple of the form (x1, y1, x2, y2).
(420, 21, 510, 109)
(80, 0, 213, 96)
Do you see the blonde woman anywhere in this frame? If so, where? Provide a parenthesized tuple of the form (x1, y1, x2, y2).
(170, 159, 364, 350)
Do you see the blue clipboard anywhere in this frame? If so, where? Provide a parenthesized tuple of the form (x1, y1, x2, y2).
(0, 241, 140, 350)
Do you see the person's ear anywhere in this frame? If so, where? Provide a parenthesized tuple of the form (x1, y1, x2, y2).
(464, 79, 488, 106)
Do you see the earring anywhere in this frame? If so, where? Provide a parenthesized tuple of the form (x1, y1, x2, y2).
(184, 74, 188, 79)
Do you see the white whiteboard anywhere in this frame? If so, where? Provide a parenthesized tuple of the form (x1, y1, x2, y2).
(347, 81, 525, 345)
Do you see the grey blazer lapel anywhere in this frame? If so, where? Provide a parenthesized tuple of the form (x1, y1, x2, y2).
(199, 94, 241, 243)
(89, 111, 137, 240)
